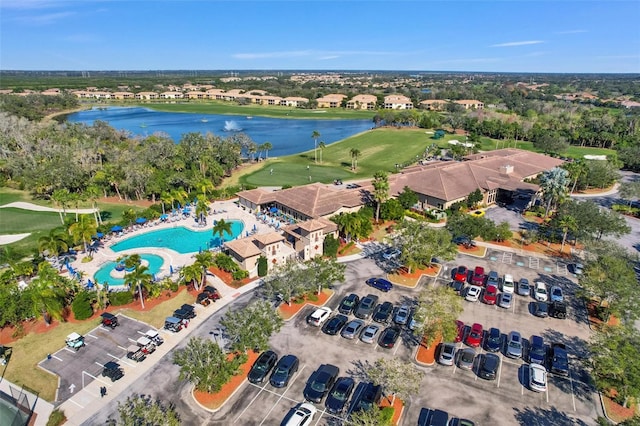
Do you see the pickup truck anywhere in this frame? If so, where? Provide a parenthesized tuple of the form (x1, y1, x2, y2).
(550, 343, 569, 376)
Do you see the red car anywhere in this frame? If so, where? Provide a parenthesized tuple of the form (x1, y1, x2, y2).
(455, 320, 465, 343)
(465, 323, 483, 347)
(454, 266, 468, 283)
(471, 266, 485, 286)
(483, 284, 498, 305)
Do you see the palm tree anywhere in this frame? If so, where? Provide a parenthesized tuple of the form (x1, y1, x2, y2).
(170, 188, 188, 210)
(124, 255, 153, 309)
(212, 219, 233, 247)
(311, 130, 320, 163)
(195, 179, 215, 201)
(559, 215, 578, 254)
(263, 141, 272, 159)
(24, 262, 69, 324)
(193, 251, 214, 291)
(318, 141, 326, 164)
(194, 196, 209, 225)
(539, 167, 570, 217)
(563, 160, 587, 194)
(85, 185, 102, 225)
(160, 191, 173, 215)
(350, 148, 361, 171)
(38, 228, 69, 257)
(372, 171, 389, 223)
(51, 189, 71, 225)
(180, 264, 203, 289)
(69, 215, 97, 253)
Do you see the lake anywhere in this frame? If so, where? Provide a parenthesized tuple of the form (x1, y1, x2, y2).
(67, 107, 373, 157)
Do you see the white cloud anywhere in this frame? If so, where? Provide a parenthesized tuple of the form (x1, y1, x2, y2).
(491, 40, 544, 47)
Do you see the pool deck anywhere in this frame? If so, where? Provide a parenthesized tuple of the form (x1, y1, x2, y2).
(69, 198, 273, 286)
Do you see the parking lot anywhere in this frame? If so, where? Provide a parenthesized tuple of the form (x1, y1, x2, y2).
(213, 251, 598, 425)
(39, 314, 160, 402)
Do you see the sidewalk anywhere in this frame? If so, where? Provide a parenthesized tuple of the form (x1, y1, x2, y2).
(57, 277, 262, 426)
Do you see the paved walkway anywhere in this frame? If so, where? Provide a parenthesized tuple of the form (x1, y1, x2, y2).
(0, 201, 98, 214)
(569, 183, 620, 198)
(0, 233, 31, 245)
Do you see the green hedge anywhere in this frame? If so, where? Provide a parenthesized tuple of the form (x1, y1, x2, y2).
(71, 291, 93, 320)
(108, 291, 133, 306)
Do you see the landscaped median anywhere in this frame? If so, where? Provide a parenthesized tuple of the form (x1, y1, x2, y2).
(192, 350, 260, 412)
(380, 396, 405, 425)
(386, 265, 442, 288)
(277, 288, 335, 321)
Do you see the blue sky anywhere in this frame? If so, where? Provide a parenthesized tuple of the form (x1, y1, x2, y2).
(1, 0, 639, 73)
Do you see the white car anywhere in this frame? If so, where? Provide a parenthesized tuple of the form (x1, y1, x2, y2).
(529, 363, 548, 392)
(438, 343, 456, 366)
(534, 282, 548, 302)
(550, 285, 564, 303)
(307, 307, 332, 327)
(284, 402, 317, 426)
(502, 274, 515, 294)
(465, 285, 482, 302)
(498, 292, 513, 309)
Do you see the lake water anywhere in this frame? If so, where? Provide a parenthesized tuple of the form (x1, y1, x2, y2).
(67, 107, 373, 157)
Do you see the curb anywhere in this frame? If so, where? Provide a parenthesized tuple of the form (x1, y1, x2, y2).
(386, 265, 442, 289)
(190, 376, 249, 414)
(278, 290, 335, 322)
(598, 392, 618, 425)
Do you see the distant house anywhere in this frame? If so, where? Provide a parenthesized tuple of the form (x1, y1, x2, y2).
(135, 92, 158, 100)
(282, 218, 338, 260)
(111, 91, 135, 100)
(454, 99, 484, 110)
(316, 94, 346, 108)
(346, 94, 377, 110)
(280, 97, 309, 107)
(159, 91, 183, 99)
(383, 94, 413, 110)
(419, 99, 448, 110)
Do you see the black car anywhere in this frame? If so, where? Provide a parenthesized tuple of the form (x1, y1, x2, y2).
(354, 294, 379, 319)
(322, 314, 348, 335)
(378, 326, 401, 348)
(269, 354, 299, 388)
(529, 335, 546, 365)
(550, 343, 569, 376)
(338, 293, 360, 315)
(449, 280, 464, 295)
(484, 327, 502, 352)
(303, 364, 340, 403)
(325, 377, 355, 415)
(549, 301, 567, 319)
(478, 354, 500, 380)
(418, 408, 449, 426)
(449, 419, 476, 426)
(100, 312, 118, 328)
(533, 301, 549, 318)
(102, 361, 124, 382)
(352, 382, 382, 412)
(372, 301, 394, 324)
(365, 277, 393, 292)
(248, 350, 278, 384)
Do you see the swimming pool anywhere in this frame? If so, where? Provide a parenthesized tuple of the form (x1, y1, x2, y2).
(109, 222, 244, 254)
(94, 253, 164, 287)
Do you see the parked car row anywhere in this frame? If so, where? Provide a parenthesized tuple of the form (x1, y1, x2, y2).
(418, 407, 475, 426)
(449, 322, 570, 376)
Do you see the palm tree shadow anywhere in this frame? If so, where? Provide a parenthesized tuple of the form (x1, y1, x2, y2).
(513, 405, 591, 426)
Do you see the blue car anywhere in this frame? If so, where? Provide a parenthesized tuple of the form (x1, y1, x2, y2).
(365, 277, 393, 292)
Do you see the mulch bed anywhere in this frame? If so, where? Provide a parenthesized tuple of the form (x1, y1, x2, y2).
(415, 335, 441, 365)
(387, 265, 440, 287)
(277, 289, 333, 320)
(193, 350, 260, 410)
(208, 266, 253, 288)
(586, 300, 620, 329)
(602, 390, 637, 423)
(380, 396, 405, 425)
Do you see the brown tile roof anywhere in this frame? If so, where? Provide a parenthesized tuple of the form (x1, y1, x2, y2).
(275, 183, 364, 217)
(254, 232, 285, 245)
(236, 188, 277, 205)
(297, 218, 329, 232)
(224, 239, 261, 258)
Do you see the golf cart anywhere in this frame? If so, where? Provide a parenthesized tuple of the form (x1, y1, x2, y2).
(196, 292, 211, 306)
(126, 345, 146, 362)
(203, 285, 221, 301)
(102, 361, 124, 382)
(164, 316, 183, 333)
(100, 312, 119, 329)
(65, 332, 86, 351)
(136, 336, 156, 355)
(145, 329, 164, 346)
(0, 345, 11, 366)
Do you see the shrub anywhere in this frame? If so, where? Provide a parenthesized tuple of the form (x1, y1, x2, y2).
(108, 291, 133, 306)
(338, 241, 355, 255)
(71, 291, 94, 320)
(232, 269, 248, 281)
(169, 280, 179, 292)
(380, 406, 395, 425)
(257, 256, 268, 277)
(46, 409, 66, 426)
(323, 234, 339, 258)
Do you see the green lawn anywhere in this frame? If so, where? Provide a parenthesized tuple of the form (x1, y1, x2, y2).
(0, 208, 63, 233)
(115, 101, 375, 120)
(240, 128, 434, 186)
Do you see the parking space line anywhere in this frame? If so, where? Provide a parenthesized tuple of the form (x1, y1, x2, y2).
(234, 383, 266, 423)
(136, 330, 147, 336)
(117, 345, 127, 351)
(496, 354, 503, 387)
(258, 365, 306, 426)
(529, 257, 539, 269)
(557, 262, 568, 275)
(51, 355, 63, 361)
(95, 361, 104, 368)
(502, 252, 513, 264)
(63, 347, 79, 354)
(569, 372, 577, 411)
(87, 333, 98, 339)
(127, 338, 138, 343)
